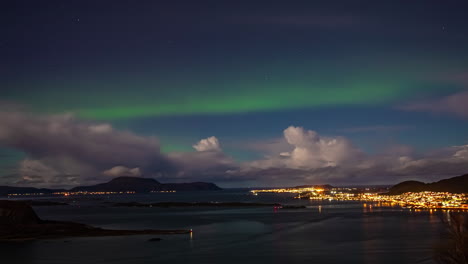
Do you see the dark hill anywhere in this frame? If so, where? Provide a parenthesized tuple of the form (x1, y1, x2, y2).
(387, 181, 427, 194)
(388, 174, 468, 194)
(0, 200, 41, 225)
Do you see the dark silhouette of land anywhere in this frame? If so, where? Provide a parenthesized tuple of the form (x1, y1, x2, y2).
(388, 173, 468, 194)
(0, 200, 190, 241)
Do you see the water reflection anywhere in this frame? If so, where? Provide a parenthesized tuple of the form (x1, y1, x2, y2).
(3, 191, 451, 264)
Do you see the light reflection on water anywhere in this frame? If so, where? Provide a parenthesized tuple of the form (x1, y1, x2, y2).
(2, 190, 449, 264)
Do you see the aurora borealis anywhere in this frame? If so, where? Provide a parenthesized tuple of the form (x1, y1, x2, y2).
(1, 0, 468, 187)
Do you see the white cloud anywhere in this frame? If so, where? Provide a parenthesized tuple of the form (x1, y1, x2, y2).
(169, 137, 235, 181)
(246, 126, 363, 170)
(453, 145, 468, 159)
(193, 136, 221, 152)
(233, 127, 468, 185)
(88, 124, 113, 133)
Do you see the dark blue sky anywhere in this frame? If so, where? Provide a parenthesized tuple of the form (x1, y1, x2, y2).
(1, 0, 468, 187)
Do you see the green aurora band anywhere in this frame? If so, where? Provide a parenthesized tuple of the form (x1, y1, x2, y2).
(3, 59, 463, 120)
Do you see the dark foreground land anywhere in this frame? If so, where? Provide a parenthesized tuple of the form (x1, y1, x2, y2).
(0, 200, 190, 241)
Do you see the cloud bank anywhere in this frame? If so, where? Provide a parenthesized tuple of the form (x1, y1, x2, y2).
(400, 91, 468, 118)
(0, 111, 174, 187)
(230, 126, 468, 186)
(1, 111, 467, 187)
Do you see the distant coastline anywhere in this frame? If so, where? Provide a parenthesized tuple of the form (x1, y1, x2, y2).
(0, 176, 222, 197)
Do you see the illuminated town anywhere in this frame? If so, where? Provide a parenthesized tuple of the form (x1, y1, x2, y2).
(6, 186, 468, 210)
(251, 187, 468, 210)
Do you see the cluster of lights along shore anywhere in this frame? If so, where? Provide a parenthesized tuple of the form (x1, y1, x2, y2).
(7, 190, 177, 197)
(251, 187, 468, 210)
(7, 187, 468, 210)
(7, 191, 137, 197)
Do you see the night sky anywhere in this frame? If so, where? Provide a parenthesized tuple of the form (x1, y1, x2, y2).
(1, 0, 468, 188)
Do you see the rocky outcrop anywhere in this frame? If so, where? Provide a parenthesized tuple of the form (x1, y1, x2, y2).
(0, 200, 41, 225)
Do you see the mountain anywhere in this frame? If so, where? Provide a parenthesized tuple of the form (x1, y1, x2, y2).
(72, 177, 222, 192)
(0, 186, 64, 196)
(388, 174, 468, 194)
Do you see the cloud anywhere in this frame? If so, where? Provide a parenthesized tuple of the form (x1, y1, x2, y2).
(1, 111, 467, 187)
(284, 126, 363, 167)
(239, 137, 293, 157)
(246, 126, 363, 170)
(0, 112, 235, 186)
(230, 127, 468, 185)
(193, 136, 221, 152)
(17, 158, 82, 187)
(102, 166, 142, 177)
(399, 91, 468, 118)
(340, 125, 411, 133)
(0, 111, 175, 187)
(167, 136, 236, 182)
(388, 145, 468, 179)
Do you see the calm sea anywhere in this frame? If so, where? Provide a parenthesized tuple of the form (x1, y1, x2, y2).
(1, 189, 446, 264)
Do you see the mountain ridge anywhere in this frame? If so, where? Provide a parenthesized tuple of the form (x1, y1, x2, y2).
(388, 173, 468, 194)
